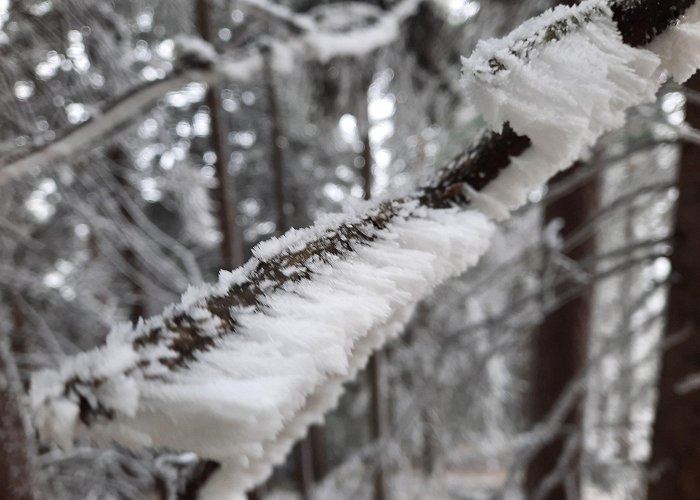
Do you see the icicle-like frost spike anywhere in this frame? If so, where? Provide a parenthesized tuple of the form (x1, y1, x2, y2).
(460, 0, 662, 214)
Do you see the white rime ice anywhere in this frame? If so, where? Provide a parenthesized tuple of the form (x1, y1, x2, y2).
(461, 0, 700, 219)
(29, 1, 700, 498)
(30, 203, 494, 500)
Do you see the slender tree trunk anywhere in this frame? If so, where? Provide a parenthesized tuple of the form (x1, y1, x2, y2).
(0, 328, 41, 500)
(195, 0, 243, 269)
(293, 440, 315, 500)
(263, 45, 327, 496)
(525, 161, 598, 500)
(309, 426, 327, 480)
(107, 146, 146, 324)
(647, 73, 700, 500)
(358, 84, 387, 500)
(420, 407, 437, 476)
(263, 47, 287, 235)
(524, 8, 596, 499)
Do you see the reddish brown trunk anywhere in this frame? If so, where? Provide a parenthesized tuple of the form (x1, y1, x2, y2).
(368, 352, 387, 500)
(647, 73, 700, 500)
(0, 335, 41, 500)
(107, 146, 146, 324)
(309, 426, 328, 480)
(190, 2, 249, 498)
(525, 161, 598, 500)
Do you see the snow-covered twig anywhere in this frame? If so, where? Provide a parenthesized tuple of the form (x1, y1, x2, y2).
(28, 1, 700, 498)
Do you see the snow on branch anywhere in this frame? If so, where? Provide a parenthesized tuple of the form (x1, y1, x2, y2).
(29, 1, 700, 499)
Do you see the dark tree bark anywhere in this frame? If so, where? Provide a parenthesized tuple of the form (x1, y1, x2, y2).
(358, 76, 388, 500)
(368, 352, 387, 500)
(525, 161, 599, 500)
(263, 46, 287, 236)
(0, 333, 41, 500)
(647, 72, 700, 500)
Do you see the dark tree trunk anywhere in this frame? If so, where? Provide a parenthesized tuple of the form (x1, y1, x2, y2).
(525, 161, 598, 500)
(293, 439, 315, 499)
(309, 426, 328, 480)
(647, 72, 700, 500)
(368, 352, 387, 500)
(359, 86, 388, 500)
(263, 47, 287, 235)
(0, 333, 41, 500)
(107, 146, 146, 324)
(196, 0, 243, 269)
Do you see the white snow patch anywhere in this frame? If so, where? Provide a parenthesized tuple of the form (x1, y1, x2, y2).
(303, 0, 421, 62)
(174, 35, 218, 66)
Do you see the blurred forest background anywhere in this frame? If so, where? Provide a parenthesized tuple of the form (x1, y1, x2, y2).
(1, 0, 699, 499)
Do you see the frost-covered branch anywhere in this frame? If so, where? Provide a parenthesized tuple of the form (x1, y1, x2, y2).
(29, 1, 700, 498)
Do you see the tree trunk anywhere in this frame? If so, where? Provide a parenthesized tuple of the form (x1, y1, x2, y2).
(263, 47, 287, 235)
(0, 333, 41, 500)
(195, 0, 243, 269)
(359, 85, 387, 500)
(647, 72, 700, 500)
(293, 439, 315, 500)
(107, 146, 146, 324)
(525, 161, 598, 500)
(189, 3, 248, 498)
